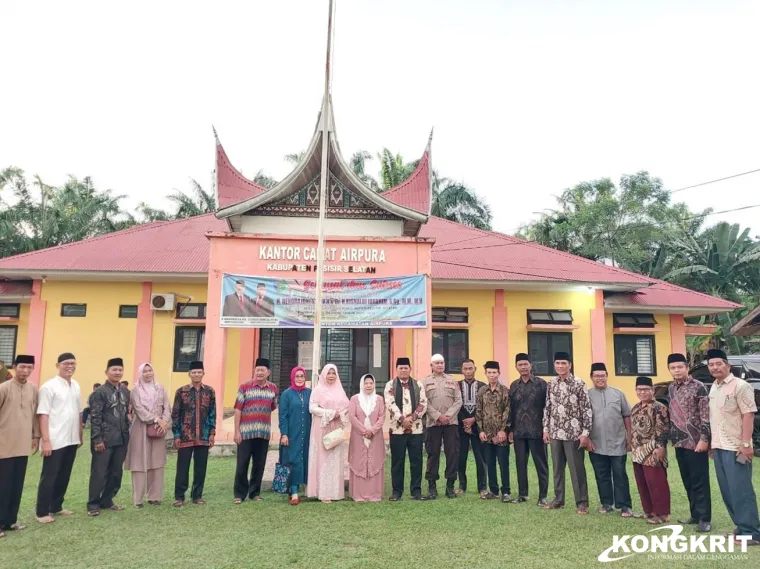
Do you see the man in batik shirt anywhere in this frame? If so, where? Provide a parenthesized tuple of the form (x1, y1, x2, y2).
(384, 357, 427, 501)
(630, 376, 670, 525)
(476, 361, 512, 502)
(542, 352, 593, 514)
(666, 352, 711, 532)
(172, 361, 216, 507)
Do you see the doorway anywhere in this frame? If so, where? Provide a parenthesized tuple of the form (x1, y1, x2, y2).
(259, 328, 389, 396)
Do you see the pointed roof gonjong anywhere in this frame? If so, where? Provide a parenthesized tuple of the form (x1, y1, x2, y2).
(214, 96, 433, 235)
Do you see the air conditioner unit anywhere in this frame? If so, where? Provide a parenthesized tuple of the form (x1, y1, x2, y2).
(150, 293, 176, 311)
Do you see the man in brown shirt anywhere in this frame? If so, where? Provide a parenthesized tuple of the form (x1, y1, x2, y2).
(0, 355, 40, 537)
(423, 353, 462, 499)
(477, 361, 512, 502)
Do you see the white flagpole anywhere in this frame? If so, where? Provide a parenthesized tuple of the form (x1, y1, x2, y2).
(311, 0, 335, 389)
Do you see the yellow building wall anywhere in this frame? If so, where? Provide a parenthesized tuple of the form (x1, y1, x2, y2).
(605, 313, 672, 403)
(505, 289, 596, 386)
(14, 303, 31, 355)
(149, 283, 240, 408)
(431, 289, 495, 380)
(39, 281, 141, 398)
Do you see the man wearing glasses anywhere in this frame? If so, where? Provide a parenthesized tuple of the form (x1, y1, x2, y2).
(35, 353, 82, 524)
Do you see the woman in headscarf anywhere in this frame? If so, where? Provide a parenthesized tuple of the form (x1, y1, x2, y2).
(278, 366, 312, 505)
(307, 364, 350, 502)
(124, 362, 171, 508)
(347, 374, 386, 502)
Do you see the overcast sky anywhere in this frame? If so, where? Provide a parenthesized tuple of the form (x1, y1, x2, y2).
(2, 0, 759, 235)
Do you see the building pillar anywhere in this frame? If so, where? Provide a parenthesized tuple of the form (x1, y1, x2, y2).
(413, 246, 433, 380)
(26, 279, 47, 387)
(133, 282, 153, 378)
(669, 314, 686, 355)
(205, 242, 228, 438)
(391, 328, 408, 372)
(492, 289, 508, 367)
(590, 289, 607, 363)
(238, 329, 256, 386)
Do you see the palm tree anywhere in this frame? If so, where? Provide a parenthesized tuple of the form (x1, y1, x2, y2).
(253, 170, 278, 189)
(665, 222, 760, 353)
(284, 152, 305, 166)
(167, 179, 216, 219)
(377, 149, 416, 190)
(430, 173, 493, 230)
(349, 151, 379, 191)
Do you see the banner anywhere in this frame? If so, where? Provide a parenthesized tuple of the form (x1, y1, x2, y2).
(219, 274, 427, 328)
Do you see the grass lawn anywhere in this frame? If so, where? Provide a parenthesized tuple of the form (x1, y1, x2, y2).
(2, 448, 759, 569)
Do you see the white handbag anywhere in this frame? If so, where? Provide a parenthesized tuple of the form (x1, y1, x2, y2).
(322, 428, 345, 450)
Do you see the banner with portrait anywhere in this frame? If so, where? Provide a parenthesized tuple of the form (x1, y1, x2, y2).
(219, 273, 427, 328)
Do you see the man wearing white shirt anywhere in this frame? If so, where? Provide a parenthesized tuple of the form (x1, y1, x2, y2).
(35, 353, 82, 524)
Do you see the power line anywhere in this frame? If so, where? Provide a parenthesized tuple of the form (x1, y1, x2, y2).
(670, 168, 760, 194)
(433, 203, 760, 254)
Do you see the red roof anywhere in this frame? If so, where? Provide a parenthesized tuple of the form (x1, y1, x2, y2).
(0, 213, 738, 312)
(423, 217, 651, 285)
(0, 214, 227, 274)
(604, 280, 741, 310)
(380, 151, 431, 215)
(216, 141, 271, 209)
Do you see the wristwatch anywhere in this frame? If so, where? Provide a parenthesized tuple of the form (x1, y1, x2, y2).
(742, 442, 751, 448)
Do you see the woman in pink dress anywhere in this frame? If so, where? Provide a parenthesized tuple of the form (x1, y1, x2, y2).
(307, 364, 349, 502)
(348, 374, 386, 502)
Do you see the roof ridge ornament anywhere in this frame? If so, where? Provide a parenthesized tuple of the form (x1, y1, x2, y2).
(212, 125, 220, 146)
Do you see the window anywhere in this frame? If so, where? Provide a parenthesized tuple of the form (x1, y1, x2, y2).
(527, 309, 573, 325)
(119, 305, 138, 318)
(61, 304, 87, 317)
(527, 332, 573, 376)
(613, 313, 657, 328)
(431, 307, 468, 324)
(0, 326, 17, 364)
(0, 304, 20, 318)
(176, 303, 207, 319)
(174, 326, 205, 372)
(614, 335, 656, 376)
(432, 329, 469, 373)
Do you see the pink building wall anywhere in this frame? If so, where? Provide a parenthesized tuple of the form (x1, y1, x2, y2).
(204, 232, 434, 435)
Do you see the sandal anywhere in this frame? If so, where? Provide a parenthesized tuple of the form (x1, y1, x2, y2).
(647, 517, 664, 525)
(6, 524, 26, 531)
(252, 496, 263, 502)
(173, 500, 184, 508)
(621, 508, 634, 518)
(36, 515, 55, 524)
(577, 505, 589, 515)
(598, 506, 614, 514)
(0, 530, 5, 538)
(192, 499, 207, 505)
(233, 498, 242, 505)
(543, 501, 564, 510)
(87, 510, 100, 517)
(108, 505, 125, 511)
(289, 496, 300, 506)
(52, 509, 74, 516)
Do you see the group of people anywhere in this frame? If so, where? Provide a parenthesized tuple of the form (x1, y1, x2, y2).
(0, 353, 217, 537)
(0, 347, 758, 547)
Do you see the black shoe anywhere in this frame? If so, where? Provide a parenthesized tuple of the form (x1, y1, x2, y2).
(445, 486, 456, 499)
(678, 517, 697, 525)
(511, 496, 528, 503)
(389, 493, 402, 502)
(426, 483, 438, 500)
(537, 498, 548, 507)
(410, 494, 422, 501)
(148, 501, 161, 506)
(697, 521, 712, 533)
(134, 503, 144, 509)
(501, 493, 512, 503)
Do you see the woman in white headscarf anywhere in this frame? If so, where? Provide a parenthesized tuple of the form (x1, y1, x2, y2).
(307, 364, 350, 502)
(124, 363, 171, 508)
(347, 374, 386, 502)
